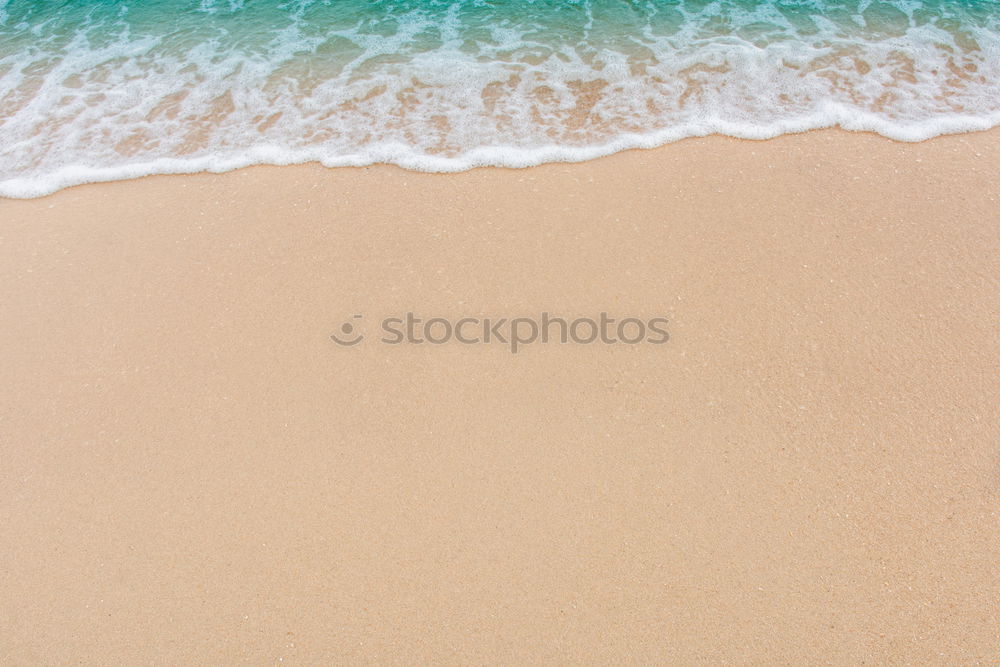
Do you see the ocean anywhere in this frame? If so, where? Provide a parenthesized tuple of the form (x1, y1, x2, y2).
(1, 0, 998, 197)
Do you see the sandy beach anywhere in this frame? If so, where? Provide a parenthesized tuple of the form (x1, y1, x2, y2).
(1, 128, 999, 663)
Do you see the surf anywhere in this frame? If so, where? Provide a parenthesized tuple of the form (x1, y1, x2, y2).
(1, 0, 999, 198)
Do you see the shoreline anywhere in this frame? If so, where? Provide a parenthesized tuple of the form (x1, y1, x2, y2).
(5, 121, 1000, 199)
(2, 128, 999, 662)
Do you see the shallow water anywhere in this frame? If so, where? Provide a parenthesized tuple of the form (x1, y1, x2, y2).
(1, 0, 999, 197)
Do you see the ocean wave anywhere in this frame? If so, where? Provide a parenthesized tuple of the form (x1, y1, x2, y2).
(1, 0, 999, 198)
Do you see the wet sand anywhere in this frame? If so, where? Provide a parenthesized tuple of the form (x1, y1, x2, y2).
(1, 128, 999, 663)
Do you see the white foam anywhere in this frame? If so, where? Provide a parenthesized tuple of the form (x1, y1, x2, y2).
(3, 108, 1000, 199)
(1, 1, 999, 198)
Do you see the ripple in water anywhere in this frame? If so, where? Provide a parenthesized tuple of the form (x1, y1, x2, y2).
(1, 0, 999, 196)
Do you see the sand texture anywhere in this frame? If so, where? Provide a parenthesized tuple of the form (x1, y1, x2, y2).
(2, 129, 999, 663)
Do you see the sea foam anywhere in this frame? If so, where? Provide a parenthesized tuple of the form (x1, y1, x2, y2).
(1, 0, 999, 198)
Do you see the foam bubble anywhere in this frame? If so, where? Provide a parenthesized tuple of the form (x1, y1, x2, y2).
(1, 0, 999, 198)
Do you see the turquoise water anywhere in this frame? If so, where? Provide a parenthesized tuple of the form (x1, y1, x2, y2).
(1, 0, 999, 196)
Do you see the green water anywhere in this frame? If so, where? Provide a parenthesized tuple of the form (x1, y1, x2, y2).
(1, 0, 998, 196)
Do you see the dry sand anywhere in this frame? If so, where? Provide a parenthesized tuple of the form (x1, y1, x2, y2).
(1, 128, 999, 663)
